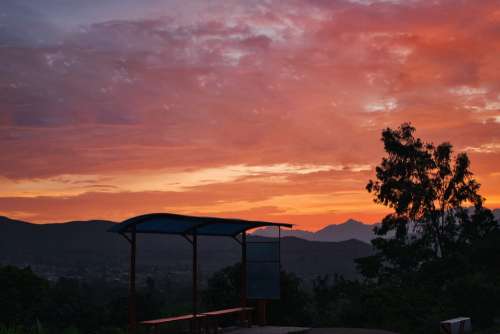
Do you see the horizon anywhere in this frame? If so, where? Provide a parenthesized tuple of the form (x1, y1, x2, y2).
(3, 209, 500, 234)
(1, 0, 500, 230)
(1, 212, 371, 229)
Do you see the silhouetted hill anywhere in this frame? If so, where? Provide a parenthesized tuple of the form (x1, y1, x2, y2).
(253, 219, 376, 243)
(278, 236, 374, 279)
(0, 217, 373, 280)
(315, 219, 376, 242)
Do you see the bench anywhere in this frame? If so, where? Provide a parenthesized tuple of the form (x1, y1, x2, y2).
(141, 314, 206, 333)
(202, 307, 254, 334)
(202, 307, 254, 317)
(141, 307, 254, 334)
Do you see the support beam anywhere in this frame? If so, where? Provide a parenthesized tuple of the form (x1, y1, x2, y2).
(257, 300, 267, 326)
(240, 231, 248, 325)
(182, 234, 194, 244)
(120, 232, 132, 244)
(192, 230, 198, 333)
(128, 226, 137, 334)
(240, 231, 247, 308)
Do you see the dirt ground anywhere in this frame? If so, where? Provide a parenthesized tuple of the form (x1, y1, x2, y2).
(309, 328, 397, 334)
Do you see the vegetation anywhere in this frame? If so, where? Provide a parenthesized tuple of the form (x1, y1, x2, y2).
(203, 263, 311, 326)
(0, 264, 312, 333)
(206, 124, 500, 333)
(354, 123, 500, 332)
(0, 265, 192, 334)
(365, 122, 496, 265)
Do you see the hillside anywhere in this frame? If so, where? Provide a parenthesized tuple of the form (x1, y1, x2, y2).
(0, 216, 373, 281)
(3, 210, 497, 281)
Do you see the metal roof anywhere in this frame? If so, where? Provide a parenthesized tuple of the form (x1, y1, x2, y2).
(108, 212, 292, 237)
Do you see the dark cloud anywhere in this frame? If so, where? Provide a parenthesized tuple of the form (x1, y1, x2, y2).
(0, 1, 63, 46)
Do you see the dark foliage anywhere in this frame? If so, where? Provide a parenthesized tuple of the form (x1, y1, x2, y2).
(0, 266, 194, 334)
(351, 123, 500, 333)
(203, 263, 312, 326)
(365, 123, 496, 258)
(0, 266, 49, 327)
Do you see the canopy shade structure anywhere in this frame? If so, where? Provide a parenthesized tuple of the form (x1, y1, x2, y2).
(109, 212, 292, 334)
(108, 212, 292, 237)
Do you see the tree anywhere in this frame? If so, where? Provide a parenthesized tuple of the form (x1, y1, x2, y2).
(366, 123, 496, 259)
(351, 124, 500, 332)
(203, 263, 312, 326)
(0, 266, 49, 327)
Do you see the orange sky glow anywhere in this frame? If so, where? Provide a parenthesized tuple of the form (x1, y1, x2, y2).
(1, 0, 499, 230)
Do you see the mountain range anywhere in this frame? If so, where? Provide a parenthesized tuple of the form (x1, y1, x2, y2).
(252, 219, 377, 243)
(0, 216, 373, 281)
(1, 210, 498, 282)
(255, 209, 500, 242)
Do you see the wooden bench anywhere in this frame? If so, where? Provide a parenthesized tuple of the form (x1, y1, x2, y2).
(141, 307, 254, 334)
(202, 307, 254, 317)
(201, 307, 254, 334)
(141, 314, 206, 333)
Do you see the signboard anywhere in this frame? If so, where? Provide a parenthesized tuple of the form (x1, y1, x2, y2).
(246, 242, 280, 300)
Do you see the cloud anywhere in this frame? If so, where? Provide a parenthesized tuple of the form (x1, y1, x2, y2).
(0, 1, 63, 47)
(464, 143, 500, 154)
(0, 163, 353, 197)
(0, 0, 499, 226)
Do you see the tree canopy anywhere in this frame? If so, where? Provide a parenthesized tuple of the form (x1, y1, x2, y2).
(355, 123, 500, 331)
(366, 123, 496, 260)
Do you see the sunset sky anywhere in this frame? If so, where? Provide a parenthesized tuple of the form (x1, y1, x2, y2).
(1, 0, 499, 229)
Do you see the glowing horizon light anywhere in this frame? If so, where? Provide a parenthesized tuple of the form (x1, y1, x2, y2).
(0, 163, 370, 198)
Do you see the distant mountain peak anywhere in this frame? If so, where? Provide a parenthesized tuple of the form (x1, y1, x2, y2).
(253, 218, 376, 243)
(344, 219, 363, 225)
(316, 219, 368, 233)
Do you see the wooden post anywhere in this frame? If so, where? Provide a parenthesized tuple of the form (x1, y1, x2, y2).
(129, 226, 137, 334)
(241, 231, 247, 307)
(192, 230, 198, 333)
(240, 231, 248, 325)
(257, 300, 267, 326)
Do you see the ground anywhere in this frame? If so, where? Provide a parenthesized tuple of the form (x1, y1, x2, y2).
(309, 329, 397, 334)
(228, 327, 397, 334)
